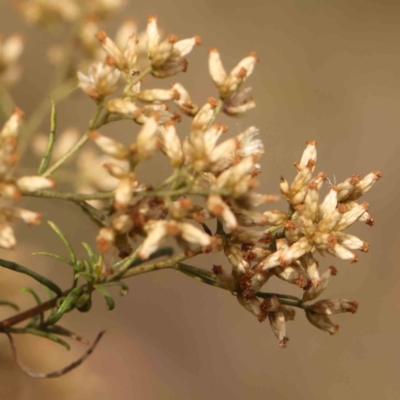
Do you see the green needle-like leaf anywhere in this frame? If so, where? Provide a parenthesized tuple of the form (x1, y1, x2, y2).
(20, 287, 42, 305)
(20, 287, 43, 325)
(0, 300, 20, 311)
(74, 272, 94, 284)
(0, 258, 62, 296)
(48, 286, 84, 325)
(25, 328, 71, 351)
(45, 325, 90, 345)
(47, 221, 77, 264)
(38, 99, 57, 175)
(94, 284, 115, 310)
(178, 263, 224, 289)
(81, 242, 98, 267)
(33, 251, 75, 267)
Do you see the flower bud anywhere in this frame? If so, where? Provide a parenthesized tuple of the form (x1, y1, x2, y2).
(106, 98, 141, 116)
(130, 114, 160, 163)
(334, 202, 369, 231)
(280, 237, 312, 266)
(347, 171, 382, 201)
(137, 88, 179, 104)
(16, 176, 56, 192)
(224, 244, 249, 274)
(179, 222, 211, 247)
(336, 174, 360, 201)
(96, 30, 127, 70)
(114, 176, 134, 210)
(262, 210, 288, 226)
(305, 310, 339, 335)
(299, 140, 317, 169)
(97, 227, 116, 253)
(0, 108, 23, 138)
(170, 83, 199, 115)
(302, 266, 338, 302)
(206, 195, 237, 230)
(160, 121, 183, 167)
(89, 131, 129, 159)
(268, 305, 295, 348)
(309, 298, 358, 315)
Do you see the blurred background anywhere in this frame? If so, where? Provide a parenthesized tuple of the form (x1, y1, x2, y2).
(0, 0, 399, 399)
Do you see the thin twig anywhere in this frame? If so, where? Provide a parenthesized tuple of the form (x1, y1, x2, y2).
(5, 330, 105, 378)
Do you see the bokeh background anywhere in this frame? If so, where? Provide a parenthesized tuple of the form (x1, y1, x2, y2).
(1, 0, 399, 399)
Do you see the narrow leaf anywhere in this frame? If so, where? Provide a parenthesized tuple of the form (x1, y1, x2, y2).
(94, 284, 115, 310)
(20, 287, 43, 325)
(20, 287, 42, 306)
(25, 328, 70, 351)
(47, 221, 77, 264)
(20, 287, 42, 323)
(38, 99, 57, 175)
(0, 300, 20, 311)
(0, 258, 62, 296)
(178, 263, 224, 289)
(33, 251, 75, 267)
(74, 272, 93, 284)
(81, 242, 98, 266)
(48, 286, 83, 325)
(45, 325, 90, 345)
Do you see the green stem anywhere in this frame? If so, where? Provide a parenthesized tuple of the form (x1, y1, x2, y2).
(41, 101, 105, 178)
(38, 99, 57, 175)
(41, 130, 89, 178)
(255, 292, 302, 302)
(123, 66, 152, 97)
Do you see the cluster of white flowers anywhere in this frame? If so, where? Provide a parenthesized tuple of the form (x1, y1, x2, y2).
(217, 143, 380, 346)
(0, 3, 381, 350)
(73, 15, 382, 345)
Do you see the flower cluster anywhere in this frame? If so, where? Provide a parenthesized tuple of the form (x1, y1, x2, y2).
(216, 142, 381, 346)
(0, 5, 382, 364)
(74, 15, 382, 346)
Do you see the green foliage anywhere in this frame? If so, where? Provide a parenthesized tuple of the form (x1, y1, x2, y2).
(93, 284, 115, 310)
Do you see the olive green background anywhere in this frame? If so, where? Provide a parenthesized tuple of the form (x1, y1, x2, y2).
(0, 1, 399, 399)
